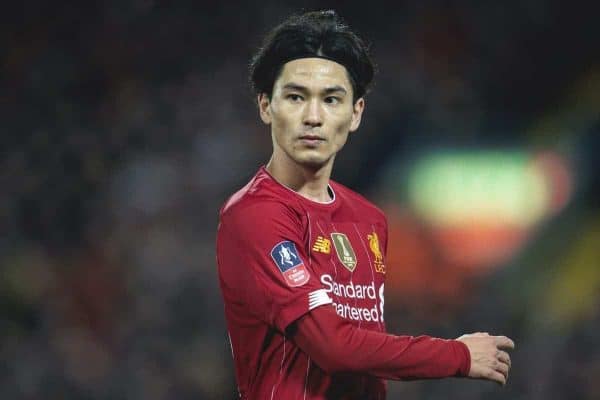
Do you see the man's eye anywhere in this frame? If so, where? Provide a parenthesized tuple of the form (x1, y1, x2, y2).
(287, 94, 303, 102)
(325, 96, 340, 104)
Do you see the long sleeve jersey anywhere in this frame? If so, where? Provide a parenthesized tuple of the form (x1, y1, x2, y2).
(216, 166, 470, 399)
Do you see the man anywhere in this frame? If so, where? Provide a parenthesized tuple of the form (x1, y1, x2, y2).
(216, 10, 514, 399)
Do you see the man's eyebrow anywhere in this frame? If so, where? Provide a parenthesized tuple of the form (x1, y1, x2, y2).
(282, 83, 308, 92)
(322, 85, 347, 95)
(282, 83, 348, 95)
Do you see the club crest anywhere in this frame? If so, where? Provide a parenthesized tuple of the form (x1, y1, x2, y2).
(367, 232, 385, 274)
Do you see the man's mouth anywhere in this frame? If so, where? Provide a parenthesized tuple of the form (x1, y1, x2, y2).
(298, 135, 325, 147)
(299, 134, 325, 143)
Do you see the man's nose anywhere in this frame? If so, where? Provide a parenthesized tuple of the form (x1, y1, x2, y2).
(303, 99, 323, 127)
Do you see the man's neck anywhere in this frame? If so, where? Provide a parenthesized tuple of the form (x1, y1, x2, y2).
(265, 153, 334, 203)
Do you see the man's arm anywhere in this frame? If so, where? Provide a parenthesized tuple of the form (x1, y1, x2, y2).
(292, 305, 514, 384)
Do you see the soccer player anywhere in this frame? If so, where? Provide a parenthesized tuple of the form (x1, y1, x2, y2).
(216, 10, 514, 399)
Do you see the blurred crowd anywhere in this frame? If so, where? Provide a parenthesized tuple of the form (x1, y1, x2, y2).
(2, 1, 599, 399)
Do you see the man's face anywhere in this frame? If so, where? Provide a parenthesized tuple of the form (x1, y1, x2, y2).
(259, 57, 365, 170)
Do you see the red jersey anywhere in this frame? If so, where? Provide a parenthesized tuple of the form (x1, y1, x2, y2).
(216, 167, 469, 399)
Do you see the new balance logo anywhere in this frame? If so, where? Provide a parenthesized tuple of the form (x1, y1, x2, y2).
(312, 236, 331, 254)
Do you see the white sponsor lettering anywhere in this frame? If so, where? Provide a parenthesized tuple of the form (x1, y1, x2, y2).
(331, 301, 380, 322)
(379, 283, 385, 322)
(320, 274, 376, 300)
(321, 274, 384, 322)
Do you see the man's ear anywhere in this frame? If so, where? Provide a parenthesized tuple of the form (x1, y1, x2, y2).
(258, 93, 272, 125)
(349, 97, 365, 132)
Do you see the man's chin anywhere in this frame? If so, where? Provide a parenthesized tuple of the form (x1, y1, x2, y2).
(295, 156, 330, 171)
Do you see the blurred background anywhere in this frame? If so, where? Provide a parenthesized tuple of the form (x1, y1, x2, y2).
(2, 0, 599, 399)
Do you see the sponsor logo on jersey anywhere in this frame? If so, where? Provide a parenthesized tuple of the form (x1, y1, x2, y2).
(367, 231, 386, 274)
(320, 274, 384, 322)
(312, 236, 331, 254)
(270, 241, 310, 287)
(330, 232, 357, 272)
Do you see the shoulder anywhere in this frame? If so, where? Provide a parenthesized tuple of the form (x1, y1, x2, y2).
(330, 180, 387, 224)
(219, 174, 303, 231)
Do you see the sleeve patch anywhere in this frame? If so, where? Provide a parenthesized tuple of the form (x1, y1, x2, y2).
(270, 241, 310, 287)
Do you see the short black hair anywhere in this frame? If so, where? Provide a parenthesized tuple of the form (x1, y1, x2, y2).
(249, 10, 375, 102)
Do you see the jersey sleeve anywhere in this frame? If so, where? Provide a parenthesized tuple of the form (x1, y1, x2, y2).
(293, 305, 471, 379)
(217, 201, 332, 332)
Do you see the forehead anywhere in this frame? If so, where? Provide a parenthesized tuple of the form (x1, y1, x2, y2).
(275, 58, 352, 91)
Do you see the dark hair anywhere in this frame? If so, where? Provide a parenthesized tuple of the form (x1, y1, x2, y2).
(249, 10, 375, 102)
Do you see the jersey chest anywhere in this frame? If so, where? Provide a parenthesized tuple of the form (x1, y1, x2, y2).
(305, 217, 386, 328)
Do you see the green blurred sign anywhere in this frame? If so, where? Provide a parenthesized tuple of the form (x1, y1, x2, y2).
(407, 151, 549, 227)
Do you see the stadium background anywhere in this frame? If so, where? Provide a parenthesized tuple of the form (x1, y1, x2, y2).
(2, 1, 599, 399)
